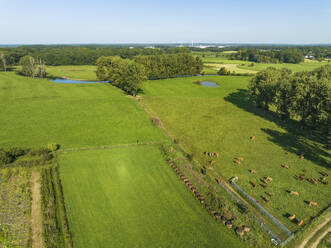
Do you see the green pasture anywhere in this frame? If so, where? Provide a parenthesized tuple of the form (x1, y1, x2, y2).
(141, 75, 331, 233)
(59, 146, 242, 248)
(46, 65, 98, 81)
(0, 72, 167, 149)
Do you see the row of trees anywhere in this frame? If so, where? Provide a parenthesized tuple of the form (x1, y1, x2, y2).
(134, 53, 203, 79)
(0, 46, 190, 66)
(96, 53, 203, 95)
(19, 56, 46, 78)
(231, 49, 305, 64)
(248, 65, 330, 129)
(96, 56, 146, 95)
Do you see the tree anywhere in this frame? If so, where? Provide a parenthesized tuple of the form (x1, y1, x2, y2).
(248, 67, 280, 110)
(96, 56, 147, 95)
(217, 67, 230, 75)
(274, 68, 293, 119)
(19, 56, 36, 77)
(0, 53, 6, 71)
(36, 58, 46, 78)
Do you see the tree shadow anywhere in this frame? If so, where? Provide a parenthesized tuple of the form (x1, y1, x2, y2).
(224, 89, 330, 170)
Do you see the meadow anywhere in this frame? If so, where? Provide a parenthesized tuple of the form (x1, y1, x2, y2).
(141, 75, 330, 233)
(59, 146, 242, 248)
(200, 57, 330, 74)
(46, 65, 98, 81)
(0, 72, 167, 149)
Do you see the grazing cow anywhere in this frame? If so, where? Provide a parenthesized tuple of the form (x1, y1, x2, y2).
(289, 214, 296, 221)
(290, 191, 299, 196)
(250, 181, 256, 187)
(215, 152, 219, 158)
(320, 171, 329, 177)
(183, 179, 189, 183)
(264, 196, 270, 202)
(250, 169, 257, 174)
(210, 160, 216, 165)
(309, 201, 318, 207)
(250, 136, 255, 141)
(267, 192, 273, 197)
(237, 157, 244, 161)
(299, 175, 305, 181)
(260, 183, 268, 188)
(283, 165, 290, 169)
(300, 153, 304, 159)
(266, 176, 273, 182)
(298, 220, 303, 226)
(307, 178, 318, 185)
(263, 179, 269, 184)
(234, 160, 241, 165)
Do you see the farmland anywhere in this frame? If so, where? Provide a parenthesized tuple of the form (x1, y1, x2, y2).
(141, 75, 330, 235)
(59, 146, 242, 247)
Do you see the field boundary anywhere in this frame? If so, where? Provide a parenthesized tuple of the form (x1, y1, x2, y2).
(31, 171, 43, 248)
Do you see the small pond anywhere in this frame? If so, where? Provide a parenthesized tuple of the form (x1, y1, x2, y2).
(200, 81, 218, 87)
(50, 78, 107, 84)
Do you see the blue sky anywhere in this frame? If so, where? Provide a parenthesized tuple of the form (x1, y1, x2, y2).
(0, 0, 330, 44)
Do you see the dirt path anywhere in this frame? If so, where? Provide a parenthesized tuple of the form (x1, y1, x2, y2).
(298, 214, 331, 248)
(31, 171, 43, 248)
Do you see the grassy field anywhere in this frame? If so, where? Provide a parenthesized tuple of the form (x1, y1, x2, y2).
(200, 57, 330, 74)
(0, 72, 167, 149)
(141, 75, 330, 233)
(59, 146, 242, 248)
(46, 65, 98, 81)
(0, 168, 31, 247)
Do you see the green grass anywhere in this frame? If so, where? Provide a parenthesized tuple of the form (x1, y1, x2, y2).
(46, 65, 98, 81)
(59, 146, 242, 248)
(0, 72, 167, 149)
(140, 75, 331, 233)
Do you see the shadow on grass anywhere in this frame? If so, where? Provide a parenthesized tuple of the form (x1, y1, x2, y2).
(224, 89, 330, 170)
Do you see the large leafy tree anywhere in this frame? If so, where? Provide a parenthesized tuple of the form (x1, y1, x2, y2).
(19, 56, 36, 77)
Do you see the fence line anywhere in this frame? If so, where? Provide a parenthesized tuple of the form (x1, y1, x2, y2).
(231, 177, 294, 246)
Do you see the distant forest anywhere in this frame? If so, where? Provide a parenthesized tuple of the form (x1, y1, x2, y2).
(0, 44, 330, 66)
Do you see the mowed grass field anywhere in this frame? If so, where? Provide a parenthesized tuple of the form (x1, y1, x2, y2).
(141, 76, 330, 232)
(47, 65, 98, 81)
(0, 72, 167, 149)
(201, 57, 330, 74)
(59, 146, 242, 248)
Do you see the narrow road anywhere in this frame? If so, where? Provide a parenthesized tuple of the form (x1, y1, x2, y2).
(31, 171, 43, 248)
(298, 214, 331, 248)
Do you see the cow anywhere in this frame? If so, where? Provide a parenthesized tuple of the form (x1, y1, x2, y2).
(250, 169, 257, 174)
(263, 179, 269, 184)
(260, 183, 268, 188)
(267, 192, 273, 197)
(266, 176, 273, 182)
(264, 196, 270, 202)
(288, 214, 296, 221)
(298, 220, 303, 226)
(215, 152, 219, 158)
(210, 160, 216, 165)
(309, 201, 318, 207)
(250, 181, 256, 187)
(300, 153, 304, 159)
(283, 165, 290, 169)
(237, 157, 244, 161)
(290, 191, 299, 196)
(250, 136, 255, 141)
(234, 160, 241, 165)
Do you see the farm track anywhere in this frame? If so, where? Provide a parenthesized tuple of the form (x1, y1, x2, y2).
(31, 171, 43, 248)
(298, 214, 331, 248)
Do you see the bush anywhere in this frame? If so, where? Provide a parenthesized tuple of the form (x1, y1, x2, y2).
(48, 143, 60, 151)
(7, 147, 26, 157)
(217, 67, 231, 75)
(0, 150, 13, 165)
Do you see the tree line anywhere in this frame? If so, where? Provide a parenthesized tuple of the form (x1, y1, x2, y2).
(0, 45, 190, 66)
(231, 48, 305, 64)
(134, 53, 203, 79)
(248, 65, 330, 131)
(96, 53, 203, 95)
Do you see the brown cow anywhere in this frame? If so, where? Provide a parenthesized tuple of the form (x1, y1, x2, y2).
(234, 160, 241, 165)
(250, 169, 257, 174)
(309, 201, 318, 207)
(263, 179, 269, 184)
(282, 165, 290, 169)
(288, 214, 296, 221)
(215, 152, 219, 158)
(300, 153, 304, 159)
(298, 220, 303, 226)
(267, 192, 273, 197)
(260, 183, 268, 188)
(290, 191, 299, 196)
(250, 181, 256, 187)
(266, 176, 273, 182)
(237, 157, 244, 161)
(210, 160, 216, 165)
(264, 196, 270, 202)
(250, 136, 255, 141)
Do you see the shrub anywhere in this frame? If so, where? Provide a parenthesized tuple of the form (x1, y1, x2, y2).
(48, 143, 60, 151)
(217, 67, 231, 75)
(0, 150, 13, 165)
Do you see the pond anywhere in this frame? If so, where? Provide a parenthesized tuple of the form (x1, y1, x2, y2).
(50, 78, 107, 84)
(200, 81, 218, 87)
